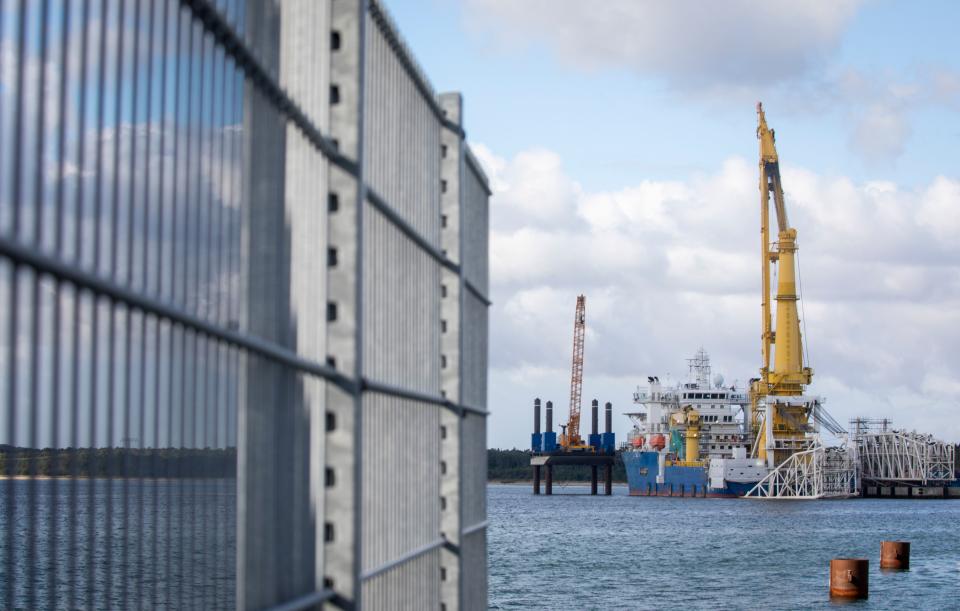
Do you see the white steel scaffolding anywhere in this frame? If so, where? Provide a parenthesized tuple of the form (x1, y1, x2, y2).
(852, 419, 956, 485)
(744, 438, 858, 499)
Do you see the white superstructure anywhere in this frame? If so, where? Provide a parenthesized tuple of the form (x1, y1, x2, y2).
(626, 349, 750, 460)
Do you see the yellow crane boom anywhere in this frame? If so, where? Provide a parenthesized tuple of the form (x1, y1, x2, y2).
(561, 295, 587, 450)
(751, 103, 814, 466)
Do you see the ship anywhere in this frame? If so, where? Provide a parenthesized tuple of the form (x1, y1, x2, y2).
(621, 349, 769, 497)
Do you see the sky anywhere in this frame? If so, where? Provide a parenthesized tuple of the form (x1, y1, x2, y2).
(384, 0, 960, 448)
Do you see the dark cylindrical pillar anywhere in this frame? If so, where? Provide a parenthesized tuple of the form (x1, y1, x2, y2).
(545, 465, 553, 495)
(533, 465, 541, 495)
(546, 401, 553, 432)
(605, 402, 612, 433)
(604, 464, 612, 495)
(534, 398, 541, 434)
(830, 559, 868, 599)
(591, 399, 599, 436)
(880, 541, 910, 570)
(590, 465, 598, 495)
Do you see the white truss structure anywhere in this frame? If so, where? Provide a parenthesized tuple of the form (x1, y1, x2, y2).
(744, 438, 858, 499)
(856, 429, 956, 484)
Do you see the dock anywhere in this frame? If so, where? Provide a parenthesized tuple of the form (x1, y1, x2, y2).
(530, 453, 616, 495)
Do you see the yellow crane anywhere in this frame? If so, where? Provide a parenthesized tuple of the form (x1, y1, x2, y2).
(750, 103, 814, 468)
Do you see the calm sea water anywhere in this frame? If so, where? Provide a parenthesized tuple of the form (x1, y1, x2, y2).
(0, 478, 236, 610)
(488, 483, 960, 610)
(3, 480, 958, 609)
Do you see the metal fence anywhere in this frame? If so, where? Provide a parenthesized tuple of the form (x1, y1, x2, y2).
(0, 0, 489, 609)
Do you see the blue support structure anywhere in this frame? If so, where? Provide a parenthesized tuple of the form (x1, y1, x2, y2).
(531, 433, 542, 453)
(543, 432, 557, 453)
(602, 432, 616, 454)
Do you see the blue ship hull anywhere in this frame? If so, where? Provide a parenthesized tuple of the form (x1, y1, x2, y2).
(622, 450, 757, 498)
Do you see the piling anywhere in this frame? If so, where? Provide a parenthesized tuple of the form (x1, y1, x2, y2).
(543, 400, 557, 452)
(592, 400, 599, 437)
(545, 465, 553, 495)
(605, 401, 612, 433)
(533, 465, 541, 495)
(534, 398, 541, 434)
(604, 464, 612, 496)
(591, 465, 598, 495)
(829, 558, 868, 599)
(531, 398, 542, 453)
(880, 541, 910, 570)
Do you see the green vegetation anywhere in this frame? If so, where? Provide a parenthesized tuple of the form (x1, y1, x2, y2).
(487, 448, 627, 483)
(0, 446, 236, 478)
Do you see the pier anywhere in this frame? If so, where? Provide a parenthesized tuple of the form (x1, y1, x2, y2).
(531, 453, 615, 495)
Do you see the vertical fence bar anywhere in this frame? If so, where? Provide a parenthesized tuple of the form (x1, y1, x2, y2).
(68, 5, 90, 606)
(5, 1, 24, 606)
(137, 3, 156, 605)
(48, 0, 71, 602)
(353, 2, 368, 606)
(4, 275, 18, 611)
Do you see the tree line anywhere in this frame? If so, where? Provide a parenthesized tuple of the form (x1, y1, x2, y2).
(0, 446, 236, 478)
(0, 445, 631, 482)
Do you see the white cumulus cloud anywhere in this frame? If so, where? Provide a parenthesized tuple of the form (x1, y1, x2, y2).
(478, 144, 960, 448)
(464, 0, 863, 88)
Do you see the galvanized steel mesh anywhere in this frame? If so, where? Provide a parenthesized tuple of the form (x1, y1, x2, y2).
(0, 0, 489, 609)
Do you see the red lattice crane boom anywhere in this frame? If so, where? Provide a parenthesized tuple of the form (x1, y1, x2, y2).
(561, 295, 586, 449)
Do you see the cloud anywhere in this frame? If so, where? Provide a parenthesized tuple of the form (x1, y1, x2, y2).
(849, 103, 911, 163)
(478, 144, 960, 447)
(464, 0, 863, 88)
(824, 66, 960, 164)
(464, 2, 959, 166)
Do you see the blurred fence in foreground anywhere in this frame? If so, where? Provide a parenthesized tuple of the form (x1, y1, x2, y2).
(0, 0, 489, 609)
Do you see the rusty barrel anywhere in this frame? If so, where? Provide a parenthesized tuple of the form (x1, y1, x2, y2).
(829, 558, 868, 599)
(880, 541, 910, 570)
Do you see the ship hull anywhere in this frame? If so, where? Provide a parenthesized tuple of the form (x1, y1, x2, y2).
(623, 450, 758, 498)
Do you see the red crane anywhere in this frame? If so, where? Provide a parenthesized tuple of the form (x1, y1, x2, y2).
(561, 295, 587, 450)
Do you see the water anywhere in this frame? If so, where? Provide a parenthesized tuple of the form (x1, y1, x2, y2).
(488, 483, 960, 610)
(0, 478, 236, 610)
(3, 480, 958, 609)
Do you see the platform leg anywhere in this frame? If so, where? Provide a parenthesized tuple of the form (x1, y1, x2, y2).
(533, 465, 541, 495)
(591, 465, 598, 495)
(545, 465, 553, 495)
(604, 464, 612, 496)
